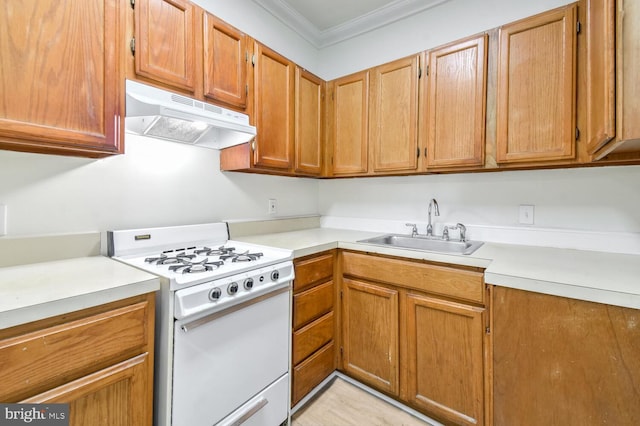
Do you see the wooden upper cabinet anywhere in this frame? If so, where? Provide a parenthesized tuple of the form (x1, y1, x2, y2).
(253, 43, 295, 170)
(330, 71, 369, 175)
(424, 35, 487, 169)
(0, 0, 123, 157)
(496, 4, 577, 164)
(203, 13, 248, 109)
(586, 0, 640, 160)
(134, 0, 196, 92)
(295, 68, 325, 175)
(583, 0, 615, 154)
(369, 56, 420, 173)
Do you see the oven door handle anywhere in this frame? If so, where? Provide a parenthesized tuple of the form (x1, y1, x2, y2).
(179, 285, 289, 333)
(224, 397, 269, 426)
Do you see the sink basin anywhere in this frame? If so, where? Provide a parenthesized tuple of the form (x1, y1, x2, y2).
(357, 234, 484, 255)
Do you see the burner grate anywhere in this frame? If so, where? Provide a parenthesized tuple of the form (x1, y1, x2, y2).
(168, 259, 225, 274)
(220, 251, 264, 263)
(145, 253, 196, 265)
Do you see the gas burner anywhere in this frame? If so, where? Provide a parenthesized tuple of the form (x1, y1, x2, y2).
(194, 246, 236, 256)
(220, 251, 264, 263)
(145, 253, 196, 265)
(168, 259, 225, 274)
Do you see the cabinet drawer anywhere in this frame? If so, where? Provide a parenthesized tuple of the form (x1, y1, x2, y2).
(293, 252, 334, 292)
(342, 251, 484, 304)
(0, 300, 151, 402)
(292, 311, 334, 365)
(292, 341, 335, 406)
(292, 280, 334, 329)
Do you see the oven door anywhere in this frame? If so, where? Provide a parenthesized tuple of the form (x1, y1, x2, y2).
(172, 286, 290, 426)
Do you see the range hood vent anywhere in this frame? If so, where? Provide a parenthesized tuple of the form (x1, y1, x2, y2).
(125, 80, 256, 149)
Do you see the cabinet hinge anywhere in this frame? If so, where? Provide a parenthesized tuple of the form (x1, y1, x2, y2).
(130, 38, 135, 55)
(130, 0, 135, 9)
(251, 54, 256, 66)
(575, 127, 580, 140)
(417, 147, 420, 158)
(425, 65, 429, 76)
(418, 65, 422, 79)
(340, 346, 343, 356)
(486, 326, 491, 335)
(576, 20, 581, 34)
(245, 51, 249, 62)
(424, 147, 428, 157)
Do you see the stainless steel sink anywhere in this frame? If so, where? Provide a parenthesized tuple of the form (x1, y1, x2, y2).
(357, 234, 484, 255)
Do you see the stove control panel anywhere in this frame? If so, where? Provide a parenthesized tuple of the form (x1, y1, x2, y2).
(173, 261, 294, 320)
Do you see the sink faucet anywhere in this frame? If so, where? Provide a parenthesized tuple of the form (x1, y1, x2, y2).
(427, 198, 440, 237)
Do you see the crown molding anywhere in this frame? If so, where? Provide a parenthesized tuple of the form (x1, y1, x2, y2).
(253, 0, 452, 48)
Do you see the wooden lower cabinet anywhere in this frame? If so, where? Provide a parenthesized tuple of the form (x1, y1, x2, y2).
(404, 292, 485, 426)
(0, 293, 155, 425)
(340, 251, 489, 425)
(493, 286, 640, 425)
(291, 251, 337, 406)
(342, 278, 399, 395)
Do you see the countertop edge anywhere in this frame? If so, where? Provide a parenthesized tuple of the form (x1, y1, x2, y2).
(0, 277, 160, 330)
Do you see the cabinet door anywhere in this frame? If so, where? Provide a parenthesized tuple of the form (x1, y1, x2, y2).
(584, 0, 615, 154)
(404, 292, 485, 426)
(134, 0, 196, 92)
(425, 35, 487, 168)
(341, 278, 398, 395)
(23, 354, 152, 426)
(330, 71, 369, 175)
(295, 68, 324, 175)
(0, 0, 123, 157)
(493, 287, 640, 425)
(203, 13, 247, 109)
(370, 56, 419, 173)
(496, 5, 577, 163)
(253, 43, 295, 170)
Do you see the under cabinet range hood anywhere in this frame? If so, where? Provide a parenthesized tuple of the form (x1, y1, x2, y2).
(125, 79, 256, 149)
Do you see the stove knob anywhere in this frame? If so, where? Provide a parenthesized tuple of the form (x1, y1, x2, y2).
(270, 270, 280, 281)
(208, 287, 222, 301)
(228, 282, 239, 295)
(244, 278, 254, 290)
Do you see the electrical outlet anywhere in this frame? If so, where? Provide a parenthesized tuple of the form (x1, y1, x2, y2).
(0, 204, 6, 236)
(268, 199, 277, 215)
(519, 204, 535, 225)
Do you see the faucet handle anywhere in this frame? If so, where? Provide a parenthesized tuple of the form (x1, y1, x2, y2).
(405, 223, 418, 237)
(442, 226, 450, 241)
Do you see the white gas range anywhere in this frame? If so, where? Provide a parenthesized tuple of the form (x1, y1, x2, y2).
(107, 223, 293, 426)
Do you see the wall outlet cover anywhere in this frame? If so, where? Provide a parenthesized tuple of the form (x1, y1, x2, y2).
(268, 199, 277, 215)
(519, 204, 535, 225)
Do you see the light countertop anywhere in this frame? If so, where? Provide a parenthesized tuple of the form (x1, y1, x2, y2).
(0, 256, 160, 329)
(235, 227, 640, 309)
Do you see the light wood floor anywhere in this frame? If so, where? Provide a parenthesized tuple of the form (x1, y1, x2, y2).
(291, 378, 430, 426)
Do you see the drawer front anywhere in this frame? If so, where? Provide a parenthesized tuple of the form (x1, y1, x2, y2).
(293, 252, 334, 292)
(292, 280, 334, 329)
(292, 341, 335, 406)
(0, 300, 150, 402)
(342, 251, 484, 304)
(292, 311, 334, 365)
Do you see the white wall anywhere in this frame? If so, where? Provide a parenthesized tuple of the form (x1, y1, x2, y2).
(0, 135, 318, 236)
(192, 0, 320, 73)
(316, 0, 572, 79)
(318, 166, 640, 233)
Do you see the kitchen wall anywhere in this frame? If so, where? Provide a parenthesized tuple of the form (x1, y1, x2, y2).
(318, 166, 640, 253)
(0, 135, 318, 236)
